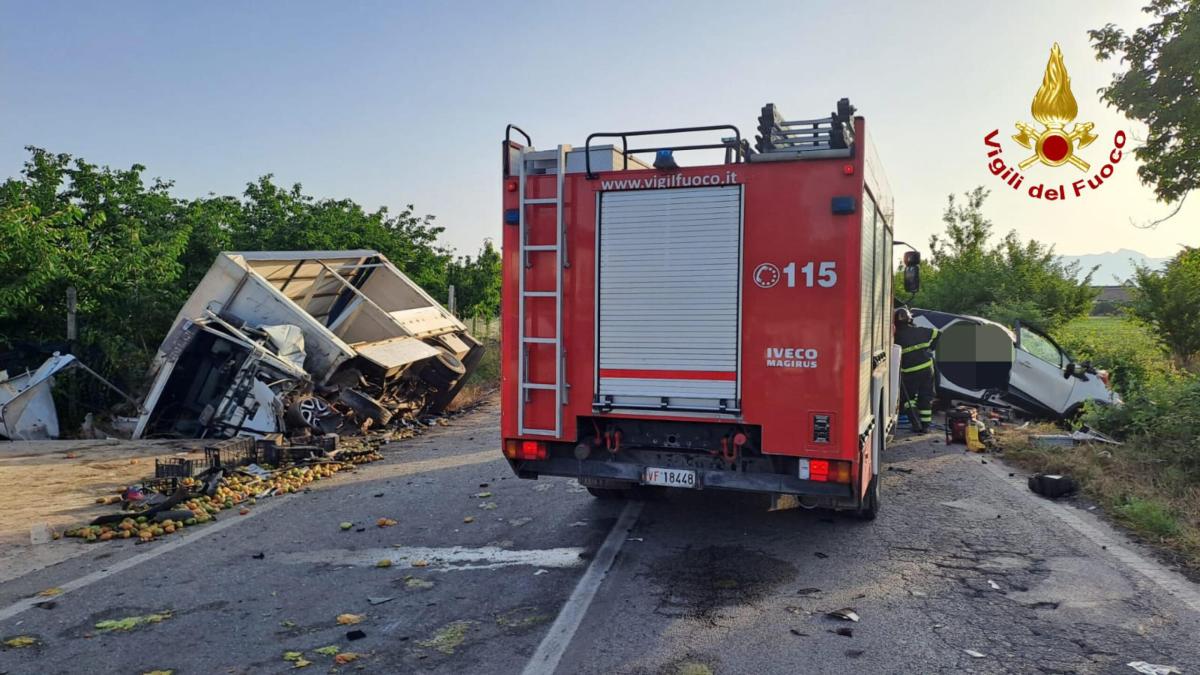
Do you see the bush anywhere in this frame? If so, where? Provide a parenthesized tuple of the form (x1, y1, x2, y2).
(1084, 375, 1200, 460)
(1055, 317, 1171, 396)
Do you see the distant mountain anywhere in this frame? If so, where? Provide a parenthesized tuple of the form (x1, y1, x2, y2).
(1060, 248, 1170, 284)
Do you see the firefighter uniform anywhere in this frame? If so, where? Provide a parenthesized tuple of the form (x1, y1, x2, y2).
(895, 322, 939, 431)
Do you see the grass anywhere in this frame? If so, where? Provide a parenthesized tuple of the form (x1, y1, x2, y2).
(998, 423, 1200, 574)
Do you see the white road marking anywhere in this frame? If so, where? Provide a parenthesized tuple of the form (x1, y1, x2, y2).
(984, 459, 1200, 614)
(0, 494, 291, 624)
(275, 545, 587, 571)
(523, 500, 643, 675)
(0, 447, 507, 625)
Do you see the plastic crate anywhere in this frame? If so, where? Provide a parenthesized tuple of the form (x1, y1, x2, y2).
(205, 436, 257, 468)
(155, 457, 208, 478)
(141, 477, 180, 494)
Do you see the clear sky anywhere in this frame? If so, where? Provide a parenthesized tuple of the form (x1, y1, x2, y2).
(2, 0, 1194, 259)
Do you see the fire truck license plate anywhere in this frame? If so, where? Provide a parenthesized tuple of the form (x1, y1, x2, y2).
(643, 467, 696, 488)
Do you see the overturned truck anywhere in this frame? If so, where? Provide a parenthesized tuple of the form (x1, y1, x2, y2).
(133, 250, 483, 439)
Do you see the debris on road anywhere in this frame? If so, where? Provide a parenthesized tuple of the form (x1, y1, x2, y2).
(829, 627, 853, 637)
(333, 653, 360, 665)
(964, 649, 986, 658)
(314, 646, 340, 656)
(1028, 473, 1079, 499)
(375, 559, 393, 568)
(367, 596, 396, 605)
(1127, 662, 1182, 675)
(3, 635, 39, 648)
(133, 251, 484, 441)
(336, 613, 365, 626)
(340, 522, 354, 530)
(345, 630, 367, 641)
(417, 620, 475, 655)
(405, 577, 434, 590)
(987, 579, 1001, 591)
(376, 517, 397, 527)
(1031, 427, 1121, 448)
(826, 608, 860, 622)
(95, 611, 172, 632)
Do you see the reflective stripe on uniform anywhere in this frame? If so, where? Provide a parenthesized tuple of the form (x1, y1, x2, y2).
(901, 359, 933, 373)
(901, 327, 939, 354)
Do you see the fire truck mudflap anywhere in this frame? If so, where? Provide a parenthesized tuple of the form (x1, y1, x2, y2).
(500, 103, 911, 518)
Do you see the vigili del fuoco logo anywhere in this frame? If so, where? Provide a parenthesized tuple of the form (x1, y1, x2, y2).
(983, 43, 1126, 201)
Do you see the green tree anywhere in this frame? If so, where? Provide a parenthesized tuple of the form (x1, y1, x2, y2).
(1129, 247, 1200, 369)
(902, 187, 1097, 331)
(446, 240, 502, 318)
(230, 176, 452, 296)
(1091, 1, 1200, 211)
(0, 148, 191, 378)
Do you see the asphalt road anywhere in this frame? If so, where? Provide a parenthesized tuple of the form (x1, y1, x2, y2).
(2, 399, 1199, 675)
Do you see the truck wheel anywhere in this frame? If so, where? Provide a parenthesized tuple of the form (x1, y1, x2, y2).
(586, 487, 627, 500)
(853, 477, 880, 521)
(420, 349, 466, 391)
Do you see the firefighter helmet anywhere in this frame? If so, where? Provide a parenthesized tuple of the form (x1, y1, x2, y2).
(894, 307, 914, 325)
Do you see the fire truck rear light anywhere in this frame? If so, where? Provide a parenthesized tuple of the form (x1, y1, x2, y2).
(799, 458, 851, 483)
(809, 459, 830, 482)
(842, 164, 855, 175)
(506, 180, 518, 192)
(831, 196, 856, 214)
(504, 439, 547, 460)
(504, 208, 520, 225)
(831, 461, 852, 484)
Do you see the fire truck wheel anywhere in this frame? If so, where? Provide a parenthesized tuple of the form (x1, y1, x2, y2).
(586, 487, 628, 500)
(420, 349, 466, 390)
(854, 477, 880, 521)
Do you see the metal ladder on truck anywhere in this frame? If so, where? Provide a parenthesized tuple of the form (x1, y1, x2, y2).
(517, 144, 570, 437)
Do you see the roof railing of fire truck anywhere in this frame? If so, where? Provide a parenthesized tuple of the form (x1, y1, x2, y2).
(502, 124, 534, 179)
(583, 124, 746, 179)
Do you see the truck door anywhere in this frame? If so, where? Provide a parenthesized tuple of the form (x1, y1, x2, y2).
(595, 186, 742, 413)
(1011, 322, 1074, 415)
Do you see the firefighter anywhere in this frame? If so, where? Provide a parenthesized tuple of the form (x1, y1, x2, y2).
(894, 308, 938, 433)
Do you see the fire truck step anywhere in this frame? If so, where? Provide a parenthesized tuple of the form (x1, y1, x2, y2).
(525, 198, 557, 204)
(524, 245, 557, 251)
(520, 428, 558, 436)
(523, 291, 556, 297)
(522, 383, 557, 390)
(522, 337, 556, 344)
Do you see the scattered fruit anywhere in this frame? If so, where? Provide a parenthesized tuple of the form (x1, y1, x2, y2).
(340, 522, 354, 531)
(376, 559, 393, 568)
(336, 613, 365, 625)
(376, 517, 397, 527)
(334, 652, 360, 665)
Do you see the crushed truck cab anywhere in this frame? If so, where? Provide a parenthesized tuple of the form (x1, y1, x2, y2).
(500, 100, 900, 517)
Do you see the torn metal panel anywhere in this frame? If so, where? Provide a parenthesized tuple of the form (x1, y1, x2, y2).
(0, 354, 76, 440)
(353, 337, 441, 375)
(1, 354, 140, 440)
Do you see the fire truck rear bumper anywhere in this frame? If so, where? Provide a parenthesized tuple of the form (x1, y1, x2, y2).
(510, 457, 854, 499)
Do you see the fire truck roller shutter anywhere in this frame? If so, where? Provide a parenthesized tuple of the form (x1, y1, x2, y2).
(597, 186, 741, 412)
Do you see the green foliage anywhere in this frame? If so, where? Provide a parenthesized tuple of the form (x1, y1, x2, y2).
(446, 240, 501, 318)
(901, 187, 1097, 331)
(1128, 247, 1200, 369)
(0, 148, 191, 379)
(1118, 497, 1181, 539)
(1091, 1, 1200, 204)
(1085, 374, 1200, 458)
(1055, 317, 1170, 395)
(0, 147, 474, 395)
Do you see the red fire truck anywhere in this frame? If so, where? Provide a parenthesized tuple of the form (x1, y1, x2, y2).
(499, 99, 918, 518)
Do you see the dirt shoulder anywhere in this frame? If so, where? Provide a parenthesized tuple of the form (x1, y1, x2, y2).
(0, 438, 204, 582)
(996, 425, 1200, 580)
